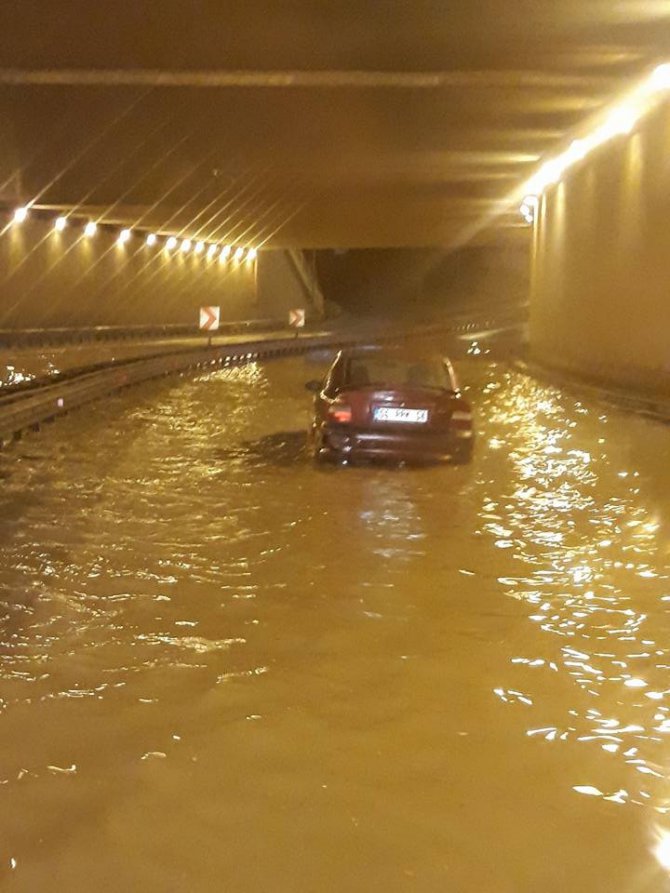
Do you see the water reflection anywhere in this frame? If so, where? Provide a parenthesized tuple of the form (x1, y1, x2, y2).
(212, 430, 308, 467)
(479, 367, 670, 831)
(1, 353, 670, 889)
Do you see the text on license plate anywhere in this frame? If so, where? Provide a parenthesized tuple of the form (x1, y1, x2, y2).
(373, 407, 429, 424)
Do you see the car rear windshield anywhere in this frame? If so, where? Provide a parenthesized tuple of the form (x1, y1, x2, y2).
(344, 355, 455, 390)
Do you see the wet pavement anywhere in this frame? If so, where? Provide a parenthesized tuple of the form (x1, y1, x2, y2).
(1, 340, 670, 891)
(0, 328, 295, 388)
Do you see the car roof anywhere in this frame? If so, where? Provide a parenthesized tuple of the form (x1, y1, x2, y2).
(339, 346, 453, 363)
(335, 346, 460, 390)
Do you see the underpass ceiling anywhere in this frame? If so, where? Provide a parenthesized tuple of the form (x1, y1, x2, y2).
(0, 0, 668, 248)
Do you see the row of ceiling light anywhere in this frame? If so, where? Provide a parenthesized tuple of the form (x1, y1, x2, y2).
(519, 62, 670, 224)
(8, 206, 258, 262)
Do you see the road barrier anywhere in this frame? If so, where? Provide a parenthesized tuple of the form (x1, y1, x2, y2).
(0, 309, 526, 446)
(0, 318, 284, 348)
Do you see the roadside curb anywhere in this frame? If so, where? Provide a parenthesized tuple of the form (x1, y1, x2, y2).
(512, 358, 670, 424)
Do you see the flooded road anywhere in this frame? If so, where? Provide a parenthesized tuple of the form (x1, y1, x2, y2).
(2, 346, 670, 892)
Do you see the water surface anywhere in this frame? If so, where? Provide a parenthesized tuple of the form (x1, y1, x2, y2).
(1, 350, 670, 891)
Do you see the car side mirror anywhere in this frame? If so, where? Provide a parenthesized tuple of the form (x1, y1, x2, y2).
(305, 379, 323, 393)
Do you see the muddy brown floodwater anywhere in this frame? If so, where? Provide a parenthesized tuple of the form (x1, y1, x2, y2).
(2, 345, 670, 892)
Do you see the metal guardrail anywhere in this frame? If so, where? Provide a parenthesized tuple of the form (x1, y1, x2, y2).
(0, 310, 526, 446)
(0, 318, 284, 348)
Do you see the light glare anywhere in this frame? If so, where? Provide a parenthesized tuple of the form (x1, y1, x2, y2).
(604, 106, 639, 137)
(649, 64, 670, 92)
(118, 228, 131, 245)
(84, 221, 97, 237)
(13, 207, 28, 224)
(518, 60, 670, 202)
(565, 139, 587, 163)
(519, 194, 538, 224)
(54, 216, 67, 232)
(146, 233, 157, 246)
(194, 241, 204, 254)
(234, 247, 245, 261)
(166, 236, 178, 250)
(181, 239, 191, 253)
(654, 830, 670, 871)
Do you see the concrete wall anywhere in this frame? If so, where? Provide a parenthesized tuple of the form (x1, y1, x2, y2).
(317, 241, 529, 321)
(530, 101, 670, 393)
(256, 250, 322, 322)
(0, 217, 316, 330)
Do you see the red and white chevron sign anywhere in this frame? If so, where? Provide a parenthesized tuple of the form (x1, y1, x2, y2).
(199, 306, 220, 331)
(288, 308, 305, 328)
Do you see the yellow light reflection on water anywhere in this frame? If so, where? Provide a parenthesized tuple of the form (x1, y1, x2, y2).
(478, 365, 670, 814)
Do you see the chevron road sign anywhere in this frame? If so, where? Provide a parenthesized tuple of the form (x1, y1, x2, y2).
(289, 308, 305, 328)
(199, 306, 220, 331)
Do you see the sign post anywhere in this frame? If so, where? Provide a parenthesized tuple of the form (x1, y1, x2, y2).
(288, 308, 305, 336)
(199, 306, 220, 346)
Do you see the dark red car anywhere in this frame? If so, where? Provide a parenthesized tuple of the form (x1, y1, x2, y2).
(306, 347, 474, 464)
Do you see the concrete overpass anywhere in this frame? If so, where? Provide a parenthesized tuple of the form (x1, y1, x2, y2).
(6, 9, 670, 886)
(0, 1, 668, 395)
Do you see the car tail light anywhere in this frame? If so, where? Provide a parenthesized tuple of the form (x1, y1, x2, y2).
(451, 403, 473, 429)
(328, 401, 352, 424)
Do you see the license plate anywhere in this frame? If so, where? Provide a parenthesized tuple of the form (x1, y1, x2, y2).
(373, 407, 429, 424)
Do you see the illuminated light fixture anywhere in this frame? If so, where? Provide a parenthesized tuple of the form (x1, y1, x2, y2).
(648, 63, 670, 93)
(247, 248, 258, 261)
(181, 238, 191, 253)
(603, 105, 639, 137)
(194, 241, 204, 255)
(525, 107, 640, 197)
(54, 216, 67, 232)
(12, 207, 29, 224)
(146, 233, 157, 247)
(565, 139, 587, 164)
(539, 158, 566, 186)
(234, 246, 245, 261)
(524, 169, 553, 197)
(518, 60, 669, 203)
(207, 244, 217, 259)
(166, 236, 178, 250)
(117, 228, 131, 245)
(519, 193, 539, 224)
(219, 245, 231, 262)
(84, 221, 97, 237)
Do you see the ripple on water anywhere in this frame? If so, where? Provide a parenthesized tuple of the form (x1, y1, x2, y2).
(1, 356, 670, 889)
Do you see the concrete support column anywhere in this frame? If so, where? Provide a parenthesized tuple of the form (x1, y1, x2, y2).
(530, 101, 670, 394)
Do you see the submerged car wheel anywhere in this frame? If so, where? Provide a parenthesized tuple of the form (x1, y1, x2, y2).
(451, 443, 474, 465)
(313, 448, 331, 465)
(311, 429, 334, 465)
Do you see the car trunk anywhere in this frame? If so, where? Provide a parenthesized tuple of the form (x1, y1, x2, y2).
(340, 387, 457, 432)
